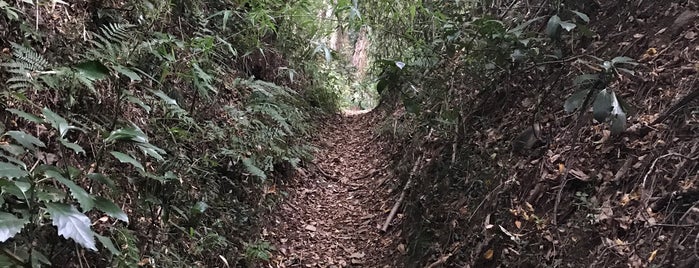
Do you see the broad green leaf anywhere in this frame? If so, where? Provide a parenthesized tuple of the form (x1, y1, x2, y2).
(60, 139, 85, 155)
(7, 108, 43, 123)
(87, 173, 115, 189)
(44, 203, 97, 251)
(94, 196, 128, 223)
(110, 151, 144, 172)
(546, 15, 562, 39)
(138, 144, 165, 161)
(564, 89, 590, 113)
(242, 157, 266, 180)
(150, 89, 178, 105)
(105, 126, 147, 143)
(113, 65, 142, 81)
(0, 178, 27, 200)
(1, 143, 25, 156)
(0, 212, 29, 242)
(44, 169, 94, 211)
(75, 60, 109, 80)
(5, 131, 45, 151)
(0, 162, 28, 179)
(42, 108, 70, 138)
(95, 234, 121, 256)
(36, 186, 66, 202)
(571, 10, 590, 23)
(573, 74, 601, 87)
(593, 89, 613, 123)
(126, 96, 151, 113)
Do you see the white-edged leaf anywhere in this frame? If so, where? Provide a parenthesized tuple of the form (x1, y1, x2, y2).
(44, 169, 94, 211)
(5, 131, 45, 151)
(94, 196, 128, 223)
(95, 234, 121, 256)
(44, 203, 97, 251)
(110, 151, 144, 172)
(0, 162, 28, 179)
(0, 212, 29, 242)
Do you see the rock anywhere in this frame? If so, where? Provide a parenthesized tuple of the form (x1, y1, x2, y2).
(671, 11, 697, 36)
(304, 225, 317, 232)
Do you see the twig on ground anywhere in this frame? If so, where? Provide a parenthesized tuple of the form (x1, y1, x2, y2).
(381, 156, 422, 232)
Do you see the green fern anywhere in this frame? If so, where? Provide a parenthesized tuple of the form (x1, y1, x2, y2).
(1, 43, 51, 90)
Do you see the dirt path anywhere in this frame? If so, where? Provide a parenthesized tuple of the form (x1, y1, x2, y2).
(262, 112, 399, 267)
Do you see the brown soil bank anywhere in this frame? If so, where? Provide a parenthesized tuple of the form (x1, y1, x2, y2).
(390, 1, 699, 268)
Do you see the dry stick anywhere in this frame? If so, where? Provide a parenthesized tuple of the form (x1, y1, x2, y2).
(381, 155, 423, 232)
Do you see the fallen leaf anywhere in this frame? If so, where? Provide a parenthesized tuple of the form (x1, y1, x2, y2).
(514, 220, 522, 229)
(648, 250, 658, 262)
(305, 225, 317, 232)
(483, 249, 494, 260)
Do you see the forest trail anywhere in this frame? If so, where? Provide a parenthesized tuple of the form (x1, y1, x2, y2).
(262, 112, 398, 267)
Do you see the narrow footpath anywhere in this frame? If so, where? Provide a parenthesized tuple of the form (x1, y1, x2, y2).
(262, 111, 400, 267)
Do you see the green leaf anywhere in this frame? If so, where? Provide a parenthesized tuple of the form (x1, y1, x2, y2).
(94, 196, 128, 223)
(36, 186, 67, 202)
(44, 203, 97, 251)
(60, 139, 85, 155)
(571, 10, 590, 23)
(150, 89, 179, 106)
(0, 212, 29, 242)
(75, 60, 109, 80)
(1, 143, 25, 156)
(610, 92, 627, 135)
(191, 201, 208, 214)
(559, 21, 577, 32)
(242, 157, 266, 180)
(593, 89, 613, 123)
(564, 89, 590, 113)
(113, 65, 142, 81)
(546, 15, 562, 39)
(105, 126, 147, 143)
(0, 162, 28, 179)
(5, 131, 45, 151)
(30, 249, 51, 267)
(87, 173, 115, 189)
(44, 169, 94, 211)
(42, 108, 71, 138)
(573, 74, 601, 87)
(95, 234, 121, 256)
(110, 151, 144, 172)
(7, 108, 43, 124)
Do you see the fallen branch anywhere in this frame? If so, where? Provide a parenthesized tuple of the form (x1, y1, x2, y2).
(381, 155, 422, 232)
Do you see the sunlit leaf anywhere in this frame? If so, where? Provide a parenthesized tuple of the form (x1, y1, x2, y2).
(44, 203, 97, 251)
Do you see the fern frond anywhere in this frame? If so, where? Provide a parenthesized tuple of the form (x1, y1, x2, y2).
(1, 43, 51, 90)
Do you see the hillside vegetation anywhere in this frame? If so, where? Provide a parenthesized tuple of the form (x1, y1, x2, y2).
(1, 0, 698, 267)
